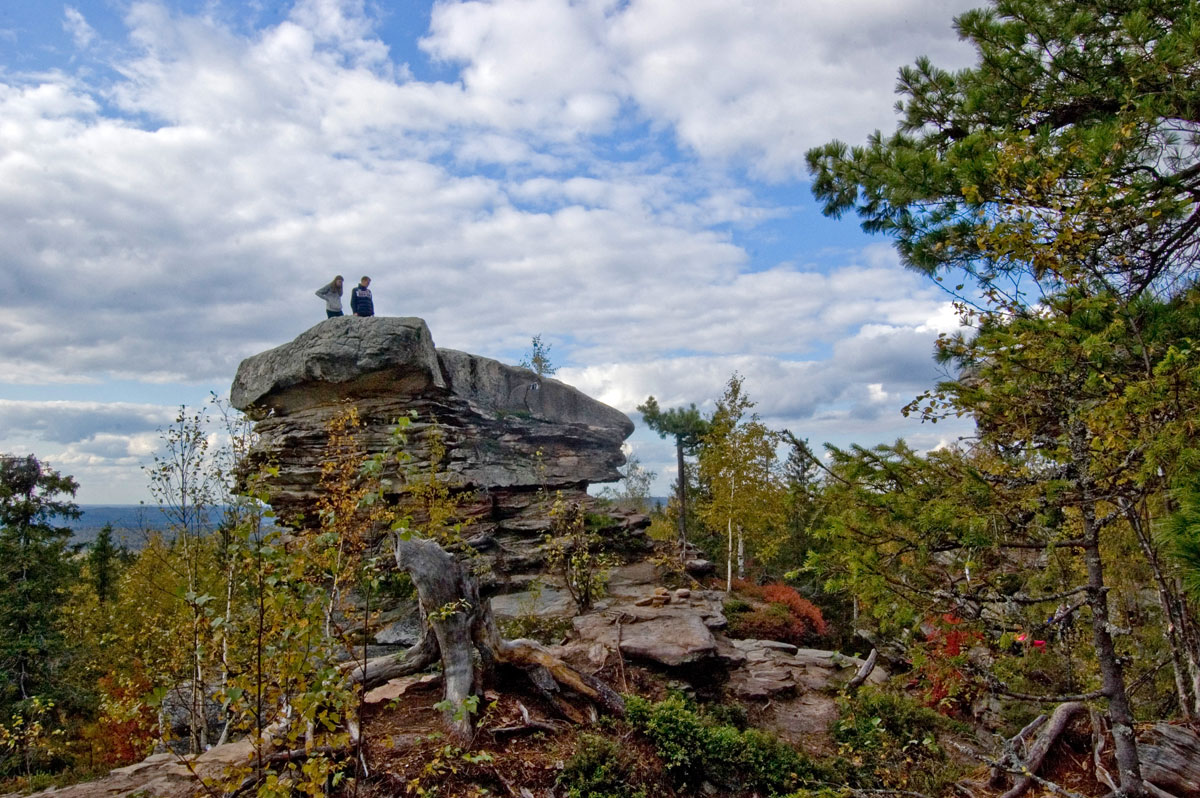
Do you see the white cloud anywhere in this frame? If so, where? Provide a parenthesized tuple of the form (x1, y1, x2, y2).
(0, 400, 177, 445)
(63, 7, 97, 50)
(413, 0, 980, 177)
(0, 0, 986, 501)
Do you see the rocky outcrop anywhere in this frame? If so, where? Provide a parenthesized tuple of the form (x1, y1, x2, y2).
(231, 317, 634, 553)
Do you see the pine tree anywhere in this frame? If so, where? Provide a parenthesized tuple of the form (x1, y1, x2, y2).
(89, 524, 118, 605)
(637, 396, 710, 553)
(0, 455, 79, 714)
(806, 3, 1200, 791)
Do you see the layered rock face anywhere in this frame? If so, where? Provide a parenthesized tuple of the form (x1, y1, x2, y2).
(231, 317, 635, 552)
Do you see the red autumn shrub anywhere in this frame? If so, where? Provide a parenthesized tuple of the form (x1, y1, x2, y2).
(729, 606, 801, 645)
(909, 614, 984, 718)
(84, 669, 157, 767)
(761, 583, 827, 638)
(728, 578, 764, 599)
(726, 582, 827, 645)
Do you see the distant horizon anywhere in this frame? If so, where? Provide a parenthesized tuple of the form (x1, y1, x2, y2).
(64, 498, 666, 547)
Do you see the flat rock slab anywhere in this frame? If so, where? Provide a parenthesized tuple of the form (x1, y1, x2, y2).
(726, 640, 888, 699)
(573, 606, 719, 667)
(230, 317, 635, 534)
(490, 585, 577, 619)
(12, 739, 260, 798)
(618, 612, 718, 666)
(232, 316, 444, 415)
(604, 561, 660, 597)
(754, 692, 842, 756)
(364, 673, 442, 705)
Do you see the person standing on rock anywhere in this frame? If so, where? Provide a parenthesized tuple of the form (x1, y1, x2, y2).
(351, 276, 374, 317)
(315, 275, 344, 318)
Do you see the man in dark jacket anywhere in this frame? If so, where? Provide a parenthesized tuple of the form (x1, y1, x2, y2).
(351, 276, 374, 317)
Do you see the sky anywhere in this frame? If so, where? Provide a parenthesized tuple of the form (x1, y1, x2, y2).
(0, 0, 983, 504)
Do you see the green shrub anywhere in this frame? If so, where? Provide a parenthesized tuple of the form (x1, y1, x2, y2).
(723, 598, 752, 615)
(703, 701, 748, 730)
(557, 734, 646, 798)
(625, 695, 827, 796)
(625, 695, 709, 785)
(833, 688, 948, 750)
(831, 688, 963, 792)
(498, 614, 573, 644)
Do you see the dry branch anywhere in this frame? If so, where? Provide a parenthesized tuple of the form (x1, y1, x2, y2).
(847, 648, 878, 692)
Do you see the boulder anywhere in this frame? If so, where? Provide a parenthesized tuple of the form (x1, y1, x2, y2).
(230, 318, 638, 561)
(572, 607, 720, 667)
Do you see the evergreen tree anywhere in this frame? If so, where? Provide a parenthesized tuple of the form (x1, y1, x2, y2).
(0, 455, 80, 713)
(89, 524, 118, 605)
(637, 396, 710, 553)
(806, 2, 1200, 792)
(807, 0, 1199, 301)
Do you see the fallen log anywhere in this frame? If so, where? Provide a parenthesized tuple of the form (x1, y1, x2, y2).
(1138, 721, 1200, 797)
(846, 648, 878, 692)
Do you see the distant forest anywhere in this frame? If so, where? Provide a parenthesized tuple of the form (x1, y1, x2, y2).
(66, 505, 215, 547)
(66, 498, 662, 548)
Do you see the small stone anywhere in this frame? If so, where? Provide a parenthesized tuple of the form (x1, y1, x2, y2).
(673, 588, 692, 600)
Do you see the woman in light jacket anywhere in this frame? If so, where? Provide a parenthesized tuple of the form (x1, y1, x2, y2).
(316, 275, 344, 318)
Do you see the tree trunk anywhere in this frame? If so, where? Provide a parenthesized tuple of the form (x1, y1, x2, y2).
(675, 439, 687, 554)
(392, 535, 480, 740)
(726, 516, 733, 592)
(1176, 592, 1200, 717)
(389, 534, 623, 742)
(1073, 426, 1144, 797)
(729, 525, 739, 583)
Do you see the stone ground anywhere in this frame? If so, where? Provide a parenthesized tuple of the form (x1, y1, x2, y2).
(520, 561, 886, 753)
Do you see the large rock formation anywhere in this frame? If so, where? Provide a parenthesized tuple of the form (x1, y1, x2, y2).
(231, 317, 636, 558)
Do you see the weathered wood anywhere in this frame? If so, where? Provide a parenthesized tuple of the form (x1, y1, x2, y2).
(390, 532, 625, 740)
(998, 701, 1085, 798)
(846, 648, 879, 692)
(345, 633, 439, 688)
(1139, 722, 1200, 797)
(393, 535, 478, 741)
(990, 713, 1048, 789)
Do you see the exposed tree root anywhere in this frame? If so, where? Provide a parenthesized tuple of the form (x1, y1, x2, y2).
(386, 534, 624, 741)
(989, 713, 1047, 789)
(995, 701, 1085, 798)
(346, 632, 440, 688)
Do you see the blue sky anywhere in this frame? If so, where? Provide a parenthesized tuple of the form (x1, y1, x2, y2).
(0, 0, 980, 502)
